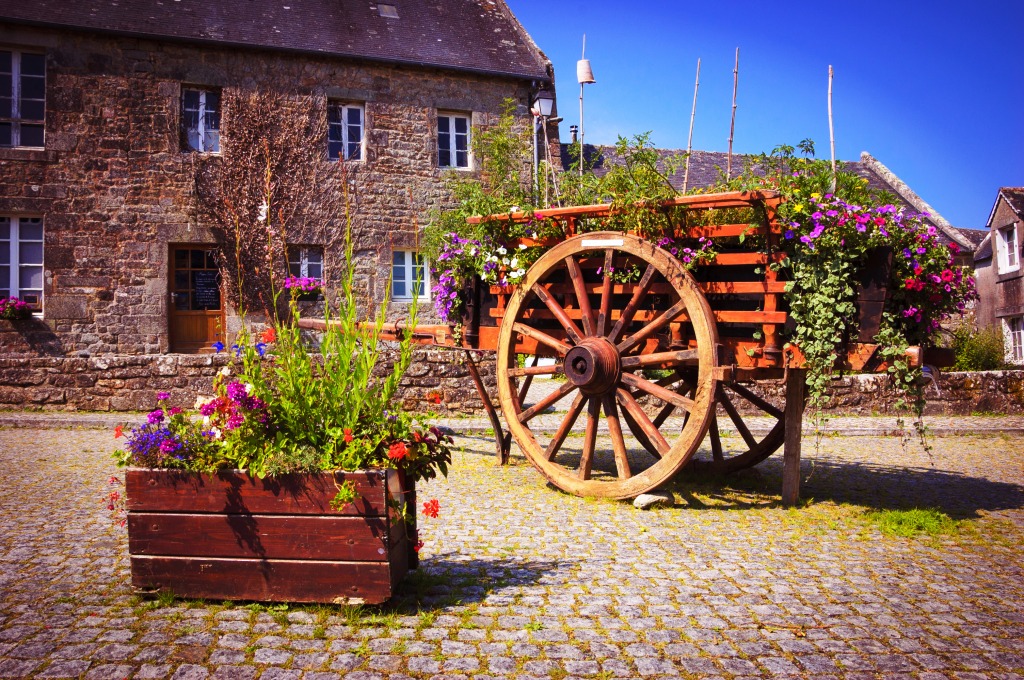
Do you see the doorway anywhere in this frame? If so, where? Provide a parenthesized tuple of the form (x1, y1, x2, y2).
(168, 246, 224, 353)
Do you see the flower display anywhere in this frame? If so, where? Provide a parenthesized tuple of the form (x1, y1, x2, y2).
(0, 296, 32, 320)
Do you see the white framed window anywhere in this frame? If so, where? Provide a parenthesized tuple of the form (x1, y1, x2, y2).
(392, 249, 429, 301)
(1009, 316, 1024, 364)
(328, 103, 363, 161)
(0, 50, 46, 148)
(437, 112, 470, 169)
(0, 216, 44, 310)
(996, 222, 1020, 274)
(287, 245, 324, 280)
(182, 88, 220, 152)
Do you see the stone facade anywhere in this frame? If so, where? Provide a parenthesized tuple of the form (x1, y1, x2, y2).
(0, 20, 550, 407)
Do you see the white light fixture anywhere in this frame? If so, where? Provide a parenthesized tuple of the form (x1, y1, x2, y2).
(532, 89, 555, 118)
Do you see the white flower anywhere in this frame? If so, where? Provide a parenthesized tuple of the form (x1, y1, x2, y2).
(497, 246, 507, 255)
(515, 268, 526, 278)
(194, 395, 215, 409)
(510, 257, 519, 268)
(245, 383, 254, 394)
(469, 247, 478, 256)
(202, 416, 210, 426)
(518, 243, 528, 250)
(210, 427, 222, 440)
(257, 202, 269, 223)
(489, 255, 499, 263)
(502, 257, 510, 265)
(220, 366, 231, 377)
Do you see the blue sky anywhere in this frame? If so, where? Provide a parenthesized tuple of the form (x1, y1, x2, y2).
(505, 0, 1023, 230)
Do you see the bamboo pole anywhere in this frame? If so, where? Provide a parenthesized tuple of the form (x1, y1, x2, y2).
(682, 58, 701, 194)
(727, 47, 739, 180)
(579, 34, 586, 178)
(828, 65, 837, 193)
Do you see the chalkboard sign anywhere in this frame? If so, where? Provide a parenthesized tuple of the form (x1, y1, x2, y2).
(192, 270, 221, 310)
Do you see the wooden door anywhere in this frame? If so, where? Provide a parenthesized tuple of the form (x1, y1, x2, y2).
(169, 246, 224, 353)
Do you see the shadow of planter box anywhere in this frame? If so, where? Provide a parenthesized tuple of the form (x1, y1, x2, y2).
(125, 468, 416, 604)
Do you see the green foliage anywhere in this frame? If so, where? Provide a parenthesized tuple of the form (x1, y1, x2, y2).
(866, 507, 959, 537)
(952, 321, 1007, 371)
(329, 480, 359, 511)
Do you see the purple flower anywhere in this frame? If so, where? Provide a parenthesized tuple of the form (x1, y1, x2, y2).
(226, 381, 248, 403)
(784, 230, 794, 240)
(156, 392, 170, 401)
(199, 400, 218, 417)
(147, 409, 164, 425)
(159, 438, 178, 454)
(255, 342, 267, 357)
(212, 341, 225, 353)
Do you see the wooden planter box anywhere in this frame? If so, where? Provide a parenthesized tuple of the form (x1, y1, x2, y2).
(125, 468, 416, 604)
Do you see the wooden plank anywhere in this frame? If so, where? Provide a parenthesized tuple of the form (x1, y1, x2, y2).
(782, 369, 806, 507)
(515, 279, 786, 297)
(683, 223, 764, 239)
(125, 469, 389, 517)
(130, 555, 398, 604)
(496, 307, 787, 325)
(127, 513, 392, 561)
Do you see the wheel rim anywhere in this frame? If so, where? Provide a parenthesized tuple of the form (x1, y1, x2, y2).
(496, 232, 719, 499)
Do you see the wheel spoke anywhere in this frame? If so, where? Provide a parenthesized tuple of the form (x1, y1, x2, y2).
(602, 395, 632, 479)
(617, 298, 688, 354)
(517, 356, 537, 404)
(578, 397, 601, 480)
(709, 412, 724, 461)
(565, 255, 596, 336)
(620, 372, 695, 412)
(616, 388, 670, 457)
(544, 392, 587, 461)
(507, 364, 562, 378)
(719, 389, 758, 449)
(517, 380, 576, 423)
(513, 322, 572, 355)
(725, 381, 784, 419)
(596, 249, 614, 337)
(620, 349, 699, 369)
(532, 283, 584, 345)
(608, 263, 657, 343)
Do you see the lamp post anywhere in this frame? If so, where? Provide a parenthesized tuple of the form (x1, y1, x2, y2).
(531, 88, 555, 204)
(577, 35, 596, 177)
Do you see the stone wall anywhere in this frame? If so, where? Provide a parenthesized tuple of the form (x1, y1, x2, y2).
(0, 22, 538, 360)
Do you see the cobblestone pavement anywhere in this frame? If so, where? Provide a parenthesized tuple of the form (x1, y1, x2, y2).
(1, 425, 1023, 679)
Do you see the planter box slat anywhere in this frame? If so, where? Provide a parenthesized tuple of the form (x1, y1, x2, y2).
(125, 469, 388, 516)
(126, 468, 414, 603)
(130, 554, 404, 604)
(127, 513, 394, 561)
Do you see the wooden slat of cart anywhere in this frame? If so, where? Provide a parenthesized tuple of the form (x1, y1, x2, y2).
(492, 307, 788, 325)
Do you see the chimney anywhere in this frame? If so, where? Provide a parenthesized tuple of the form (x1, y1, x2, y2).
(569, 125, 578, 144)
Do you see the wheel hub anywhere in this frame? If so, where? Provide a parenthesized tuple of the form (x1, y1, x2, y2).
(564, 338, 621, 395)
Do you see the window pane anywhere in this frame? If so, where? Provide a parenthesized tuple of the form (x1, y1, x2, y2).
(0, 266, 8, 288)
(20, 220, 42, 240)
(438, 147, 451, 167)
(173, 270, 188, 290)
(392, 251, 406, 267)
(19, 242, 42, 264)
(190, 249, 205, 268)
(0, 52, 10, 72)
(21, 75, 45, 100)
(456, 150, 468, 168)
(328, 105, 342, 124)
(347, 107, 361, 125)
(328, 141, 343, 160)
(347, 141, 360, 161)
(21, 53, 45, 76)
(307, 249, 323, 264)
(0, 77, 10, 101)
(205, 91, 220, 116)
(392, 280, 406, 298)
(20, 266, 42, 289)
(204, 129, 219, 153)
(0, 288, 8, 299)
(437, 116, 450, 134)
(183, 89, 199, 110)
(173, 292, 190, 310)
(0, 245, 8, 265)
(0, 217, 9, 239)
(20, 98, 44, 121)
(454, 116, 468, 134)
(289, 262, 301, 277)
(20, 125, 44, 147)
(0, 122, 9, 146)
(308, 261, 322, 279)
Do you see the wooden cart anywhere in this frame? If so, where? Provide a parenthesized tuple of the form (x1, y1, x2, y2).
(313, 191, 923, 503)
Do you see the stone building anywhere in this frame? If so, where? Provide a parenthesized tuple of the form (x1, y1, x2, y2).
(973, 187, 1024, 364)
(0, 0, 554, 409)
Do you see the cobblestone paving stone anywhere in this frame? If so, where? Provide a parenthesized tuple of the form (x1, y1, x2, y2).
(1, 425, 1023, 679)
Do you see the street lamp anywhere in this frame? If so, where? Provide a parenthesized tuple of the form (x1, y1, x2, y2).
(532, 88, 555, 203)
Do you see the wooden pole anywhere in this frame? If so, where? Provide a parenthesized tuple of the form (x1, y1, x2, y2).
(727, 48, 739, 180)
(828, 65, 836, 193)
(579, 34, 586, 178)
(782, 368, 806, 506)
(682, 58, 701, 194)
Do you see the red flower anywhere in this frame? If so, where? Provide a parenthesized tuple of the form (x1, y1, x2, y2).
(422, 498, 440, 518)
(941, 269, 955, 282)
(914, 266, 924, 276)
(114, 424, 124, 439)
(904, 278, 916, 290)
(426, 391, 443, 405)
(343, 428, 353, 443)
(260, 327, 277, 343)
(414, 541, 424, 552)
(388, 441, 408, 461)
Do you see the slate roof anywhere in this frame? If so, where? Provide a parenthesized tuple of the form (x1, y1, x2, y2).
(0, 0, 550, 81)
(562, 144, 974, 251)
(997, 187, 1024, 220)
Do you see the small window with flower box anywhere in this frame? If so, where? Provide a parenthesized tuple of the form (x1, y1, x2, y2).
(0, 50, 46, 148)
(286, 245, 324, 300)
(0, 216, 44, 313)
(392, 249, 429, 302)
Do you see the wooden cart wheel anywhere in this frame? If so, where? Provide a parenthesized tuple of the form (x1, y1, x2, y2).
(496, 232, 719, 499)
(618, 371, 786, 474)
